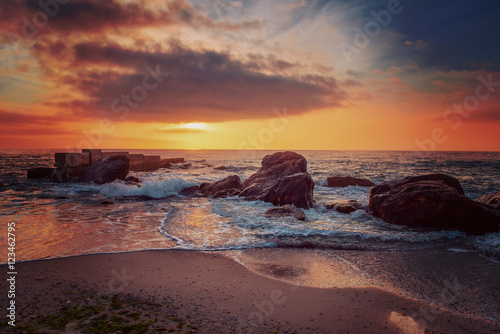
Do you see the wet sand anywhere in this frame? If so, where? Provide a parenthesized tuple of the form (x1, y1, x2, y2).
(1, 249, 499, 333)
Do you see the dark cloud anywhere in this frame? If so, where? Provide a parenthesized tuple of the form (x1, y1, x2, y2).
(379, 0, 500, 71)
(0, 109, 60, 124)
(61, 43, 346, 123)
(0, 110, 76, 136)
(0, 0, 257, 39)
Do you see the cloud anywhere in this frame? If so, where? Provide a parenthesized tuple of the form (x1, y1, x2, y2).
(39, 41, 346, 123)
(404, 39, 428, 51)
(0, 0, 259, 40)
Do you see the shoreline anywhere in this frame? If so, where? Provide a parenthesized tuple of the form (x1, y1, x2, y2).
(2, 249, 499, 333)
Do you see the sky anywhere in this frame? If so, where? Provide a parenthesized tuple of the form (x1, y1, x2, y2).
(0, 0, 499, 151)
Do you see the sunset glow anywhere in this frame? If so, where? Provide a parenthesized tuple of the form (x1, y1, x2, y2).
(0, 0, 498, 151)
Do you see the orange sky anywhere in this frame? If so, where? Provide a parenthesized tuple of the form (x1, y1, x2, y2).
(1, 0, 499, 151)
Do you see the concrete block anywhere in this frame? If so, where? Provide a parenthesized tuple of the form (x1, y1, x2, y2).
(66, 166, 89, 179)
(55, 153, 90, 168)
(28, 167, 55, 179)
(101, 152, 129, 158)
(82, 149, 102, 164)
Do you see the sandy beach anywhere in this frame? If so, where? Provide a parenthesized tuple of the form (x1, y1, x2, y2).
(1, 249, 498, 333)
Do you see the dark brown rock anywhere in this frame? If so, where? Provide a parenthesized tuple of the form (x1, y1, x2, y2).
(371, 173, 464, 196)
(239, 152, 314, 209)
(179, 185, 200, 197)
(49, 169, 68, 183)
(273, 173, 315, 209)
(199, 175, 242, 198)
(125, 175, 141, 184)
(100, 200, 115, 205)
(326, 176, 374, 188)
(369, 178, 500, 235)
(476, 191, 500, 206)
(79, 155, 130, 184)
(265, 205, 306, 221)
(27, 167, 55, 179)
(326, 200, 362, 214)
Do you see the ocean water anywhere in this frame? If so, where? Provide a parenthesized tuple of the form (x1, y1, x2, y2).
(0, 149, 499, 263)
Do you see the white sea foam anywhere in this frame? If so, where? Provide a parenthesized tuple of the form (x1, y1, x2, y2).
(100, 175, 195, 198)
(472, 232, 500, 261)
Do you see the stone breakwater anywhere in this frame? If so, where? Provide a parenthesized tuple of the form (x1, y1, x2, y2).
(27, 149, 184, 182)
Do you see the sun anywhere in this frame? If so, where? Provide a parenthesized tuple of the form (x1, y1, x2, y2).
(182, 123, 207, 130)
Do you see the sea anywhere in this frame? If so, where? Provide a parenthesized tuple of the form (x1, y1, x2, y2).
(1, 149, 500, 323)
(0, 149, 499, 263)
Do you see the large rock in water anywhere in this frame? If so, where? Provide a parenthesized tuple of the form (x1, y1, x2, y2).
(239, 151, 314, 209)
(369, 174, 500, 235)
(79, 155, 130, 184)
(370, 173, 465, 196)
(199, 175, 242, 198)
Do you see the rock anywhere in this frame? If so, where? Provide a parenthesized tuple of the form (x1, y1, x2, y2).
(476, 191, 500, 206)
(100, 200, 115, 205)
(371, 173, 464, 196)
(326, 176, 374, 188)
(199, 175, 242, 198)
(265, 205, 306, 221)
(214, 166, 227, 171)
(79, 155, 130, 184)
(179, 185, 200, 196)
(27, 167, 55, 179)
(49, 169, 68, 183)
(239, 151, 314, 209)
(273, 173, 315, 209)
(125, 175, 141, 184)
(326, 200, 362, 214)
(55, 196, 70, 200)
(369, 176, 500, 235)
(169, 163, 191, 170)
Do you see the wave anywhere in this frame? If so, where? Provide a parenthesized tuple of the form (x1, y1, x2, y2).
(472, 232, 500, 262)
(100, 175, 195, 198)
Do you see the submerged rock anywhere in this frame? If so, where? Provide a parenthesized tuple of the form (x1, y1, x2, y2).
(326, 200, 362, 214)
(199, 175, 242, 198)
(79, 155, 130, 184)
(168, 163, 191, 170)
(124, 175, 141, 184)
(369, 174, 500, 235)
(476, 191, 500, 206)
(179, 185, 200, 197)
(265, 205, 306, 221)
(326, 176, 374, 188)
(239, 151, 314, 209)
